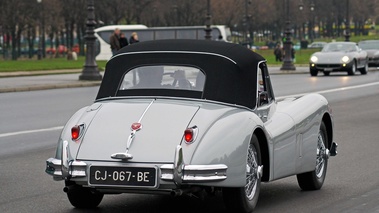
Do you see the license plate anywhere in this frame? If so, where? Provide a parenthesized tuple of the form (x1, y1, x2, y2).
(324, 68, 333, 71)
(89, 166, 156, 187)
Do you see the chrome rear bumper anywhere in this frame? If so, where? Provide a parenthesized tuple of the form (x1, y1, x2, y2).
(46, 144, 228, 185)
(45, 158, 87, 181)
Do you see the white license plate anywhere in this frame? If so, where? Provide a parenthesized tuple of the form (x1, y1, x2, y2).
(89, 166, 157, 187)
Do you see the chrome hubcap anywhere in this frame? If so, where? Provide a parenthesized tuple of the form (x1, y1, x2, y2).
(316, 132, 327, 178)
(245, 143, 259, 200)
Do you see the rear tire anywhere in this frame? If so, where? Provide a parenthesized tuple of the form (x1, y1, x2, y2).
(297, 122, 328, 190)
(223, 135, 261, 213)
(66, 182, 104, 208)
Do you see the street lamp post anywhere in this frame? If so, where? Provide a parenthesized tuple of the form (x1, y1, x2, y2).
(204, 0, 212, 40)
(345, 0, 350, 41)
(172, 5, 178, 26)
(79, 0, 102, 81)
(299, 0, 315, 42)
(37, 0, 42, 60)
(309, 1, 315, 42)
(243, 0, 251, 48)
(281, 0, 296, 70)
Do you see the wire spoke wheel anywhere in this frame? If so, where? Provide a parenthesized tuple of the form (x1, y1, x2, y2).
(223, 135, 261, 213)
(297, 122, 329, 190)
(245, 143, 259, 200)
(316, 133, 327, 178)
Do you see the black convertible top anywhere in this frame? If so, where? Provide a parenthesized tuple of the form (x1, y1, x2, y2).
(96, 39, 266, 108)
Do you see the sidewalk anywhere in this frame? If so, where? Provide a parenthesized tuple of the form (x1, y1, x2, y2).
(0, 67, 308, 93)
(0, 70, 103, 93)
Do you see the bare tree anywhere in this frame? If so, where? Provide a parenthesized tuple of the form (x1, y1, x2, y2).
(1, 0, 378, 61)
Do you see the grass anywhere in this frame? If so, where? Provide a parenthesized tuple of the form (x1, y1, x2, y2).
(1, 32, 378, 72)
(254, 48, 318, 65)
(0, 56, 107, 72)
(0, 49, 317, 72)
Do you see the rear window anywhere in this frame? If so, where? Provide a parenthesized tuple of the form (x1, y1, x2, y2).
(119, 65, 206, 92)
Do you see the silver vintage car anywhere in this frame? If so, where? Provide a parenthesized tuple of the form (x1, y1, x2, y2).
(309, 41, 368, 76)
(46, 40, 337, 212)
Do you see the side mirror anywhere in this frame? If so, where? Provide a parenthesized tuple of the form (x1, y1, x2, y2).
(259, 91, 268, 106)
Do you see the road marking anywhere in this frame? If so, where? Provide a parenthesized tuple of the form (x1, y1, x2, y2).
(2, 82, 379, 138)
(0, 126, 63, 138)
(277, 82, 379, 99)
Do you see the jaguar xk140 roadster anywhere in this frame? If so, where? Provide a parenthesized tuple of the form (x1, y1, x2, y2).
(46, 39, 337, 212)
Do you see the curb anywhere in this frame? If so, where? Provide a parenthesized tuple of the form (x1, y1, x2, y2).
(0, 81, 101, 93)
(0, 69, 82, 78)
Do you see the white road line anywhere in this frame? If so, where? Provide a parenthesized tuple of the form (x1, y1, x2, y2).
(0, 126, 63, 138)
(2, 82, 379, 138)
(277, 82, 379, 99)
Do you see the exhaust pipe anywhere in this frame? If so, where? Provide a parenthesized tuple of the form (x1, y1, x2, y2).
(63, 185, 75, 193)
(170, 187, 202, 197)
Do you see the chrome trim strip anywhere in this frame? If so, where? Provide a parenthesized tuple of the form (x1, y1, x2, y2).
(184, 164, 227, 171)
(112, 51, 237, 64)
(69, 161, 87, 177)
(161, 163, 228, 182)
(46, 158, 87, 179)
(46, 158, 63, 178)
(183, 176, 227, 181)
(126, 99, 154, 151)
(61, 140, 69, 177)
(111, 99, 155, 160)
(173, 145, 184, 185)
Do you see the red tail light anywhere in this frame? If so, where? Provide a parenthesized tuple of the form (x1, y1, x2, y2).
(184, 129, 194, 142)
(71, 125, 80, 140)
(184, 126, 198, 144)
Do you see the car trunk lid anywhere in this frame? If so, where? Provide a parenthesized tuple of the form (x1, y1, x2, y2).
(76, 99, 199, 162)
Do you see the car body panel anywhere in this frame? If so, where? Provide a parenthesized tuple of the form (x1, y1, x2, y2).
(77, 99, 199, 162)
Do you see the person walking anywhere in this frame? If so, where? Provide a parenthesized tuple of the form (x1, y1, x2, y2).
(119, 33, 129, 48)
(109, 28, 121, 55)
(274, 44, 283, 62)
(129, 32, 139, 44)
(291, 46, 296, 62)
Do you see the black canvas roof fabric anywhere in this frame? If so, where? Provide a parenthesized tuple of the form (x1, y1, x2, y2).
(96, 39, 265, 108)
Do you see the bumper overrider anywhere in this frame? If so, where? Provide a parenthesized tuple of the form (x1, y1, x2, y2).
(45, 142, 228, 186)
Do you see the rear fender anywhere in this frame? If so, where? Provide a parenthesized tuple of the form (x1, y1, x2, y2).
(184, 110, 262, 187)
(55, 103, 102, 160)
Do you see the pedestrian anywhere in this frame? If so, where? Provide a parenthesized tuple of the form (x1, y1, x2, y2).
(119, 33, 129, 48)
(274, 44, 282, 62)
(129, 32, 139, 44)
(109, 28, 121, 55)
(291, 46, 296, 62)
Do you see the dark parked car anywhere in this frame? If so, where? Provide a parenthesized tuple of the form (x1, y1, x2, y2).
(358, 40, 379, 67)
(308, 41, 327, 49)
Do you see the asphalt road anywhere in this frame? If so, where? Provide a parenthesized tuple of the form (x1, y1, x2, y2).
(1, 72, 379, 212)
